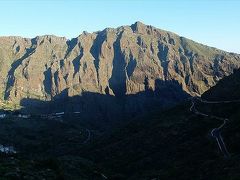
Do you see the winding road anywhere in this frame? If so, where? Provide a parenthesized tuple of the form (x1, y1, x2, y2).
(189, 97, 235, 158)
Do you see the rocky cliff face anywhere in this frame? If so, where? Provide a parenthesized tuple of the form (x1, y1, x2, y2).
(0, 22, 240, 111)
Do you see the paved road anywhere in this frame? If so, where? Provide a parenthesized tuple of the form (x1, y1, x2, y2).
(211, 128, 230, 158)
(195, 97, 240, 104)
(190, 97, 232, 158)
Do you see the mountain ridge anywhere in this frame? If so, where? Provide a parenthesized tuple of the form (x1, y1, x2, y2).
(2, 21, 238, 54)
(0, 21, 240, 114)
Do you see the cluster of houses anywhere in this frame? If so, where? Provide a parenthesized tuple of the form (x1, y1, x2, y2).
(0, 111, 81, 155)
(0, 114, 6, 118)
(0, 110, 31, 119)
(40, 112, 65, 121)
(41, 111, 81, 120)
(0, 110, 81, 121)
(0, 144, 17, 154)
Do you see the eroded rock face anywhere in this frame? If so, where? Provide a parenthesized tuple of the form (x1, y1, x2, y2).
(0, 22, 240, 108)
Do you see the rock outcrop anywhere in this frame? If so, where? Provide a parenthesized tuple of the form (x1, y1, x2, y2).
(0, 22, 240, 112)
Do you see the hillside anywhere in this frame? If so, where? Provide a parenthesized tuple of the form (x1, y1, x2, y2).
(1, 67, 240, 179)
(0, 22, 240, 119)
(202, 69, 240, 101)
(79, 69, 240, 179)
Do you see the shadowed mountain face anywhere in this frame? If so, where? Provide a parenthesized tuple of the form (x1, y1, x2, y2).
(18, 79, 190, 129)
(78, 69, 240, 179)
(202, 69, 240, 101)
(0, 22, 240, 112)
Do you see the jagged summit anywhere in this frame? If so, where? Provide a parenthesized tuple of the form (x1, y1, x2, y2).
(130, 21, 146, 31)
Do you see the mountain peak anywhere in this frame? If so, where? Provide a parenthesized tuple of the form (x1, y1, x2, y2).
(133, 21, 146, 26)
(130, 21, 147, 33)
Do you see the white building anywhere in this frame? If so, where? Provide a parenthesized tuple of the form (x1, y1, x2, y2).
(18, 114, 30, 118)
(0, 114, 6, 119)
(0, 144, 17, 154)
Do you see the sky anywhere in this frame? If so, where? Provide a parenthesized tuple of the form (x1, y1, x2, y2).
(0, 0, 239, 53)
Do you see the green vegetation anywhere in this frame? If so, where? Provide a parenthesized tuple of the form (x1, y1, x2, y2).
(0, 101, 22, 111)
(181, 37, 218, 58)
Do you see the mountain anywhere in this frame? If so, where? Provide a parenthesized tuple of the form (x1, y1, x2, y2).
(202, 69, 240, 101)
(0, 21, 240, 119)
(1, 54, 240, 179)
(1, 68, 238, 179)
(78, 69, 240, 179)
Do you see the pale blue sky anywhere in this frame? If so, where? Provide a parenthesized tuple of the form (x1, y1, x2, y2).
(0, 0, 239, 53)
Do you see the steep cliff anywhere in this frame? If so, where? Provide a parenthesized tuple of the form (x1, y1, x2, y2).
(0, 22, 240, 110)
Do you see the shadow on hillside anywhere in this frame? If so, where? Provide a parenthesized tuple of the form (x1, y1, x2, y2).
(18, 79, 190, 129)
